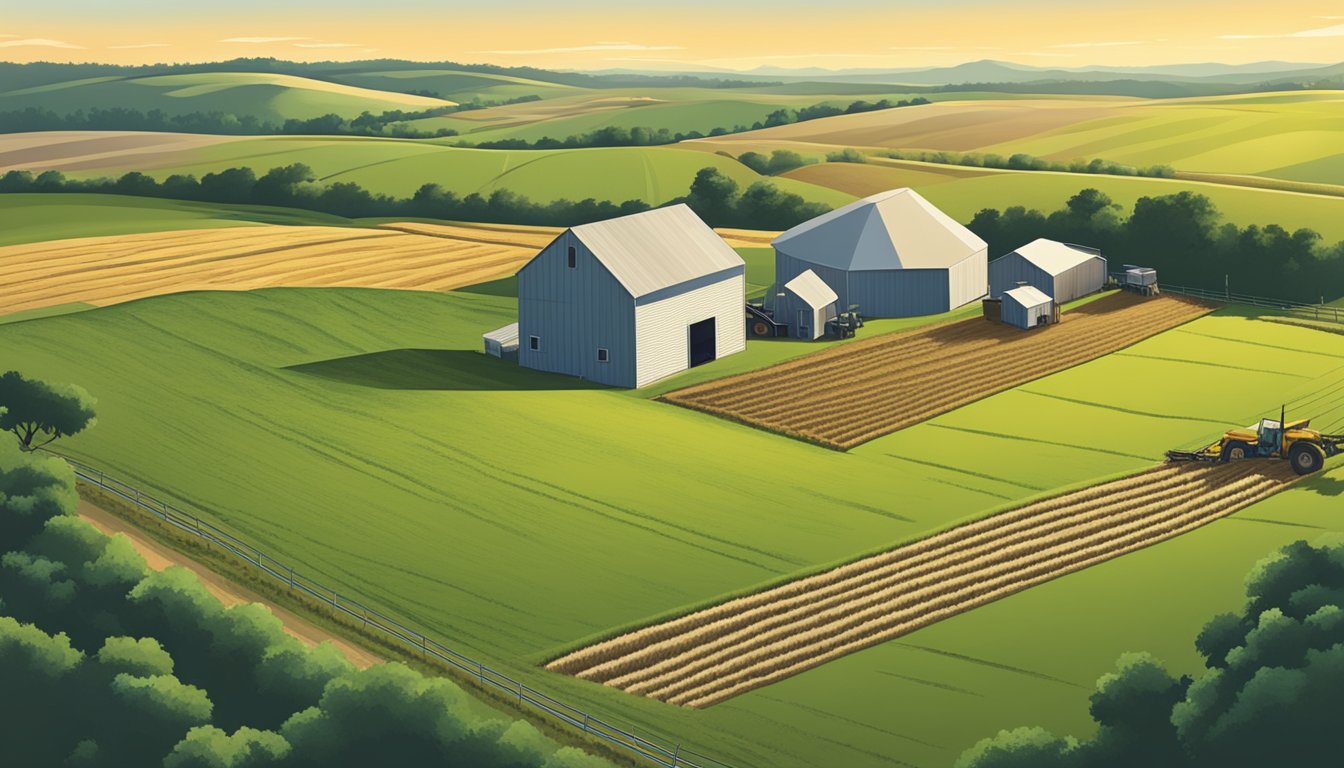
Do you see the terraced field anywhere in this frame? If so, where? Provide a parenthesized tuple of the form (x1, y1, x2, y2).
(0, 224, 537, 314)
(548, 460, 1299, 708)
(662, 292, 1213, 449)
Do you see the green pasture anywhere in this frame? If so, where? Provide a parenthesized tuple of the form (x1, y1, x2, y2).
(0, 193, 351, 247)
(54, 137, 853, 207)
(328, 69, 586, 104)
(5, 281, 1344, 767)
(781, 159, 1344, 242)
(0, 72, 457, 122)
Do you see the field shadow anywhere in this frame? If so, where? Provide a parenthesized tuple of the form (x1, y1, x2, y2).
(283, 349, 605, 391)
(455, 275, 517, 298)
(1303, 474, 1344, 497)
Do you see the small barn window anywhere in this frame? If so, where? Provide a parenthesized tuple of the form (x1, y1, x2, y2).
(529, 335, 540, 351)
(596, 347, 609, 363)
(567, 246, 577, 269)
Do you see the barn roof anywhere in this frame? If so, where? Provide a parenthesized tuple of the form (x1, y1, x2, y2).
(772, 188, 986, 271)
(783, 269, 838, 310)
(1002, 285, 1052, 309)
(569, 204, 744, 299)
(1008, 238, 1103, 277)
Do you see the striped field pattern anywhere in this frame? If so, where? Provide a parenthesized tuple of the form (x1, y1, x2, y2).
(548, 461, 1300, 707)
(661, 292, 1213, 449)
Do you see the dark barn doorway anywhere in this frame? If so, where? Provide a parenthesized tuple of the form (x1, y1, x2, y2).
(689, 317, 717, 367)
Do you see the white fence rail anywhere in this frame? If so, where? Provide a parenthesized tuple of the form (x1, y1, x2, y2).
(61, 456, 734, 768)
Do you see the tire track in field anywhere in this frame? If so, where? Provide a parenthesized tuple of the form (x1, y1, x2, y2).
(547, 461, 1300, 707)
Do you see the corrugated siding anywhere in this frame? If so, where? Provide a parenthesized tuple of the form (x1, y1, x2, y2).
(1002, 296, 1052, 329)
(946, 248, 988, 309)
(518, 232, 636, 388)
(989, 254, 1053, 300)
(634, 273, 746, 388)
(1050, 255, 1108, 303)
(781, 249, 984, 319)
(847, 268, 949, 317)
(778, 292, 831, 339)
(990, 252, 1107, 303)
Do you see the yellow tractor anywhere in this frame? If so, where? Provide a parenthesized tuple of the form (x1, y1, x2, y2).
(1167, 407, 1343, 475)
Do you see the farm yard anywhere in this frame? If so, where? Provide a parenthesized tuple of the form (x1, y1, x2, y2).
(663, 292, 1212, 449)
(6, 48, 1344, 768)
(550, 460, 1300, 707)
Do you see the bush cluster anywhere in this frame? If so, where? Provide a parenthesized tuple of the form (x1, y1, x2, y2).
(0, 161, 834, 230)
(958, 537, 1344, 768)
(0, 441, 611, 768)
(883, 148, 1176, 179)
(0, 106, 461, 139)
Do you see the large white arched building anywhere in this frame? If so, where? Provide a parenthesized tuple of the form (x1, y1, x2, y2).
(773, 188, 988, 318)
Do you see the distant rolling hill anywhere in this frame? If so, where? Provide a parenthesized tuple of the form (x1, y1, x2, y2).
(0, 72, 457, 122)
(326, 69, 586, 104)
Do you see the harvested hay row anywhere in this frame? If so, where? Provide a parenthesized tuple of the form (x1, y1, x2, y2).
(661, 292, 1213, 449)
(547, 462, 1299, 706)
(0, 225, 537, 314)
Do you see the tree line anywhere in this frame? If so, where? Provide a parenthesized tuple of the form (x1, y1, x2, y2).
(882, 148, 1177, 178)
(968, 188, 1344, 303)
(0, 162, 833, 230)
(0, 373, 612, 768)
(958, 537, 1344, 768)
(0, 106, 462, 139)
(466, 97, 930, 150)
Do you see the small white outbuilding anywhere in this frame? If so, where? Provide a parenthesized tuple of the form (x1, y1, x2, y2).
(780, 269, 839, 340)
(483, 322, 520, 361)
(1001, 286, 1054, 330)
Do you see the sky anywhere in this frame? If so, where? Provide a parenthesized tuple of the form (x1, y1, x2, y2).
(3, 1, 1343, 71)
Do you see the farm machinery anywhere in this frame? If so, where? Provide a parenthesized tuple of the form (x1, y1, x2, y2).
(1166, 407, 1344, 475)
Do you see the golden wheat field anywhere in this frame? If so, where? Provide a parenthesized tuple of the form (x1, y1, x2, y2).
(548, 460, 1299, 707)
(662, 292, 1213, 450)
(1, 220, 781, 316)
(0, 223, 541, 315)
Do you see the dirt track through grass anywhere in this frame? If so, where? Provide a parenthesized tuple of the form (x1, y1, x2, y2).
(548, 461, 1299, 707)
(661, 292, 1213, 449)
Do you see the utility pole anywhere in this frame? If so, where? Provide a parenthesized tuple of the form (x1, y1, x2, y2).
(1224, 274, 1229, 299)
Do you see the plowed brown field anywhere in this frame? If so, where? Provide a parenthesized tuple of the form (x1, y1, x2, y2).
(662, 292, 1212, 450)
(548, 461, 1299, 708)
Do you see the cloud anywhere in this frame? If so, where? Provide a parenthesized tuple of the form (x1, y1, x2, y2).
(1051, 40, 1145, 48)
(0, 38, 85, 49)
(293, 42, 361, 48)
(482, 42, 684, 54)
(108, 43, 170, 50)
(890, 46, 1001, 52)
(220, 36, 309, 44)
(1220, 23, 1344, 39)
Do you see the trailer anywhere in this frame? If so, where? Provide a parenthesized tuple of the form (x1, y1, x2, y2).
(1121, 265, 1160, 297)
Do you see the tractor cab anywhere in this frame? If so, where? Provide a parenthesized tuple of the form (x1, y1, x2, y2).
(1257, 418, 1284, 453)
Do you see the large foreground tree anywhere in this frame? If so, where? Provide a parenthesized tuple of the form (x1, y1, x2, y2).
(0, 370, 95, 451)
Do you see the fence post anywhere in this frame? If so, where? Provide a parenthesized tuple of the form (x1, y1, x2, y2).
(673, 744, 682, 767)
(518, 679, 524, 703)
(582, 714, 590, 733)
(287, 566, 295, 590)
(331, 590, 338, 613)
(478, 661, 485, 683)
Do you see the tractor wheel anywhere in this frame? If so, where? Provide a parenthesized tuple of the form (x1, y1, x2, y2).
(751, 321, 771, 337)
(1288, 442, 1325, 475)
(1220, 440, 1253, 463)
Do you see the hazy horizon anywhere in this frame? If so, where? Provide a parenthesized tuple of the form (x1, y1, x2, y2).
(4, 1, 1344, 72)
